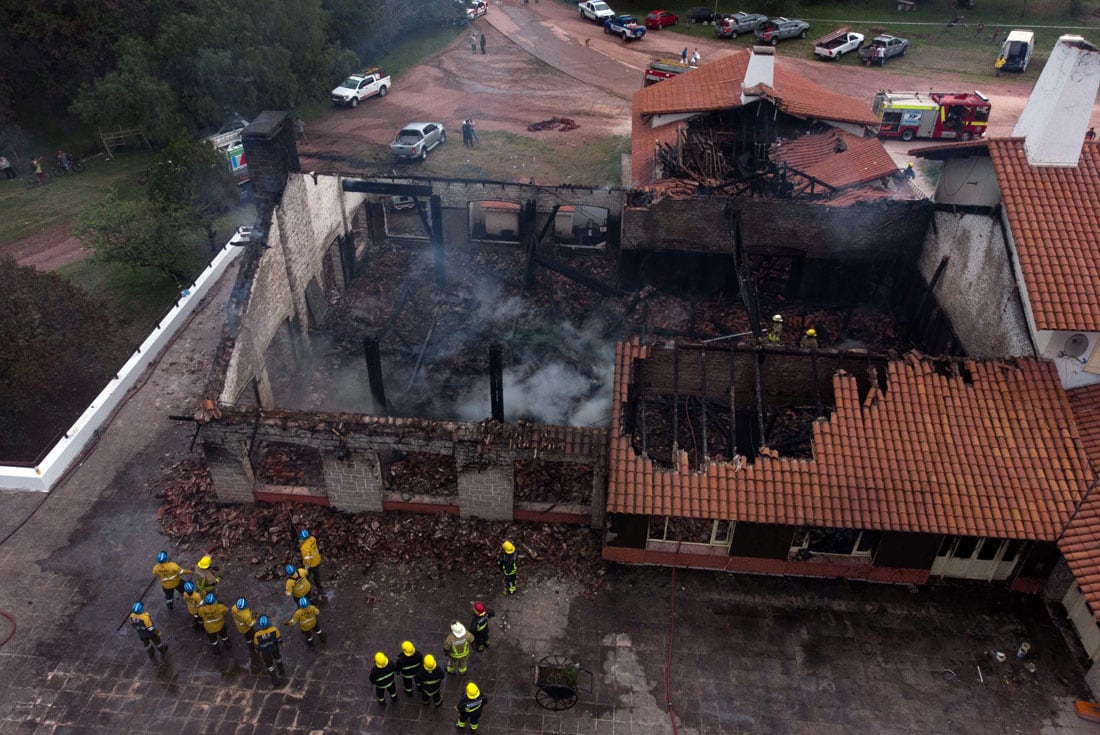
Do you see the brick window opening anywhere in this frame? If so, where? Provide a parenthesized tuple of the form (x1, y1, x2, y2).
(649, 516, 732, 546)
(254, 441, 324, 486)
(514, 460, 593, 504)
(469, 201, 521, 243)
(552, 205, 608, 249)
(381, 450, 457, 497)
(790, 526, 880, 558)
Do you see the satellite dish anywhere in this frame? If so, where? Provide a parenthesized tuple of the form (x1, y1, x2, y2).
(1064, 333, 1089, 358)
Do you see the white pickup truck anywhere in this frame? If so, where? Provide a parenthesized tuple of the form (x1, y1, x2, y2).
(578, 0, 615, 23)
(331, 67, 391, 108)
(813, 28, 864, 60)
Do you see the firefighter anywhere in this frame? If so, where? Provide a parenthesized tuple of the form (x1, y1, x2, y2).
(498, 540, 518, 596)
(129, 602, 168, 658)
(455, 681, 488, 731)
(194, 555, 220, 597)
(396, 640, 424, 696)
(800, 328, 818, 350)
(443, 622, 474, 674)
(286, 597, 326, 646)
(369, 651, 399, 705)
(231, 597, 257, 650)
(298, 529, 325, 597)
(151, 551, 190, 610)
(416, 654, 445, 706)
(198, 593, 231, 653)
(284, 564, 312, 602)
(767, 314, 783, 343)
(252, 615, 286, 684)
(470, 601, 495, 652)
(182, 581, 203, 631)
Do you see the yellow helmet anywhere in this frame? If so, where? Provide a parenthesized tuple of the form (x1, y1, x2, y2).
(423, 654, 437, 671)
(197, 555, 212, 569)
(466, 682, 480, 699)
(401, 640, 415, 656)
(806, 329, 816, 337)
(374, 652, 388, 667)
(502, 540, 515, 554)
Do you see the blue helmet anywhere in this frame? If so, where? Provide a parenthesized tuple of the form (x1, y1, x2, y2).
(258, 615, 270, 628)
(131, 602, 144, 614)
(183, 581, 195, 593)
(299, 529, 310, 540)
(156, 551, 168, 563)
(235, 597, 247, 610)
(285, 564, 296, 577)
(203, 593, 216, 605)
(297, 597, 309, 609)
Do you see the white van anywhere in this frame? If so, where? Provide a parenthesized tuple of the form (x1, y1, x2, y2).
(997, 30, 1035, 73)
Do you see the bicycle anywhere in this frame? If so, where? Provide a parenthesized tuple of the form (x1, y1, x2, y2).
(52, 159, 85, 176)
(24, 171, 52, 189)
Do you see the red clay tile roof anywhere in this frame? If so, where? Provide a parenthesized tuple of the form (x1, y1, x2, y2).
(774, 131, 900, 191)
(1068, 384, 1100, 470)
(629, 104, 682, 188)
(1059, 384, 1100, 620)
(608, 339, 1090, 539)
(988, 138, 1100, 332)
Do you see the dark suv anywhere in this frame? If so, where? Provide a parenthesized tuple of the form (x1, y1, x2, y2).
(686, 6, 714, 23)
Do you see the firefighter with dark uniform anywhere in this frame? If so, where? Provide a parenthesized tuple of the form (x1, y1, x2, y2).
(151, 551, 190, 610)
(369, 651, 399, 705)
(198, 592, 231, 653)
(286, 597, 326, 646)
(298, 529, 325, 597)
(396, 640, 424, 696)
(415, 654, 445, 706)
(129, 602, 168, 658)
(252, 615, 285, 683)
(470, 601, 495, 652)
(182, 581, 203, 631)
(231, 597, 257, 650)
(455, 681, 488, 730)
(498, 540, 518, 596)
(284, 564, 311, 602)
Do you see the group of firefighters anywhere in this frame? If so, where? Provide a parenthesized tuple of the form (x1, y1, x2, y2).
(131, 531, 521, 731)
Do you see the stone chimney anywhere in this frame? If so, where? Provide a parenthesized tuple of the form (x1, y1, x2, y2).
(1012, 34, 1100, 167)
(741, 46, 775, 104)
(241, 111, 301, 211)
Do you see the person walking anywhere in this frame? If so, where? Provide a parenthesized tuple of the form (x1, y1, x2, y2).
(681, 47, 688, 64)
(129, 602, 169, 659)
(232, 597, 258, 650)
(253, 615, 285, 684)
(294, 117, 306, 142)
(471, 32, 478, 53)
(416, 654, 445, 706)
(455, 681, 488, 731)
(470, 601, 495, 652)
(182, 581, 203, 631)
(479, 33, 486, 54)
(283, 563, 312, 602)
(0, 155, 15, 180)
(198, 593, 231, 654)
(396, 640, 424, 696)
(298, 529, 325, 597)
(194, 555, 220, 597)
(690, 48, 700, 66)
(286, 597, 326, 646)
(369, 652, 399, 705)
(498, 540, 518, 596)
(443, 622, 474, 674)
(152, 551, 190, 610)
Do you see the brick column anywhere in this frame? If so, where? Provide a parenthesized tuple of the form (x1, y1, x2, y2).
(455, 444, 515, 521)
(323, 449, 383, 513)
(203, 441, 255, 504)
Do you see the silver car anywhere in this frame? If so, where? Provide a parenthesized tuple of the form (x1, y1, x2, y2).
(390, 122, 446, 161)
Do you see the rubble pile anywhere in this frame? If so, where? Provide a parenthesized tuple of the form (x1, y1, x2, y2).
(157, 459, 606, 591)
(255, 441, 325, 485)
(382, 451, 458, 496)
(513, 460, 593, 504)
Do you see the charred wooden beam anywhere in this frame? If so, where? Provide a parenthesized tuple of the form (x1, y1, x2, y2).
(341, 180, 434, 196)
(728, 344, 737, 457)
(699, 349, 708, 461)
(531, 251, 623, 297)
(363, 337, 389, 414)
(430, 194, 445, 287)
(489, 344, 504, 423)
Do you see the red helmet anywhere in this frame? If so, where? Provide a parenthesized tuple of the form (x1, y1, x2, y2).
(473, 601, 486, 614)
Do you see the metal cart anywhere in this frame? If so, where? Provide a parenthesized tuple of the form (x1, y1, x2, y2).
(533, 654, 593, 711)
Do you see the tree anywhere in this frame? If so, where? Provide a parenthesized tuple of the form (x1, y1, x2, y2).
(72, 192, 202, 286)
(147, 136, 240, 223)
(0, 258, 123, 462)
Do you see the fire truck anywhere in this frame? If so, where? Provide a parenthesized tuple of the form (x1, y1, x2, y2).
(872, 90, 990, 142)
(643, 58, 694, 86)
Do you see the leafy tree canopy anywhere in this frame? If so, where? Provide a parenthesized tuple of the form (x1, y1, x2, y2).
(147, 136, 240, 222)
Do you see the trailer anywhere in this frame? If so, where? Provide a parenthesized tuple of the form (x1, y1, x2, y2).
(643, 58, 693, 85)
(872, 90, 990, 142)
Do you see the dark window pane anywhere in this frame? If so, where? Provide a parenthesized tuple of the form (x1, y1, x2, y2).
(1002, 540, 1023, 562)
(857, 531, 881, 553)
(976, 539, 1001, 560)
(648, 516, 668, 540)
(954, 536, 979, 558)
(937, 536, 953, 556)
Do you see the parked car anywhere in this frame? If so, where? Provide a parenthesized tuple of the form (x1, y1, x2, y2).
(686, 6, 714, 24)
(714, 11, 767, 39)
(578, 0, 615, 22)
(645, 9, 678, 29)
(813, 28, 864, 61)
(390, 122, 446, 161)
(464, 0, 488, 20)
(331, 67, 391, 108)
(859, 34, 909, 65)
(996, 29, 1034, 73)
(754, 17, 810, 45)
(605, 14, 646, 40)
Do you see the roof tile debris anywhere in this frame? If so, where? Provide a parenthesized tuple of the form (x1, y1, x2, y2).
(774, 130, 900, 191)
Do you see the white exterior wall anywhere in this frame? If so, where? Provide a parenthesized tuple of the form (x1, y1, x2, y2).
(933, 156, 1001, 207)
(1037, 330, 1100, 388)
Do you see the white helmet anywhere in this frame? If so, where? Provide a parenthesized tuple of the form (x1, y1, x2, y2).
(451, 622, 467, 638)
(772, 314, 783, 322)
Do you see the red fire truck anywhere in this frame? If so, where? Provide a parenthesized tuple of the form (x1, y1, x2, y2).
(643, 58, 694, 86)
(872, 90, 991, 142)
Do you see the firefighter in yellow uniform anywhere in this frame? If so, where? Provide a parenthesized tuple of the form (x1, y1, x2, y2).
(298, 529, 325, 597)
(182, 581, 203, 631)
(151, 551, 190, 610)
(129, 602, 168, 659)
(231, 597, 257, 650)
(198, 593, 231, 653)
(284, 564, 311, 601)
(443, 622, 474, 674)
(286, 597, 327, 646)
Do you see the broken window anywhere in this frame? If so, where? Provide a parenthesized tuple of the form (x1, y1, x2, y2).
(254, 441, 325, 486)
(380, 451, 457, 497)
(514, 460, 593, 504)
(790, 526, 880, 556)
(649, 516, 733, 546)
(469, 200, 521, 243)
(552, 205, 608, 248)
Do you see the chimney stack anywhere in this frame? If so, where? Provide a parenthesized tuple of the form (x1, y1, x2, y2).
(741, 46, 775, 104)
(1012, 35, 1100, 167)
